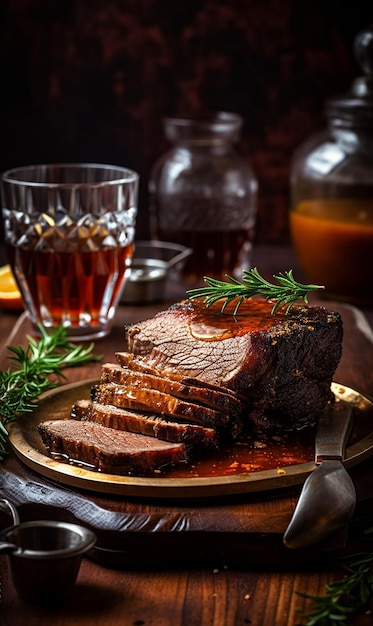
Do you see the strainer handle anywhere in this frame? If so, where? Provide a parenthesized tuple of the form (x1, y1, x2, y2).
(0, 498, 20, 526)
(167, 247, 193, 269)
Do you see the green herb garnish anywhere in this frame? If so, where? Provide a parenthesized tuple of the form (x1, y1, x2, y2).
(187, 268, 324, 315)
(0, 324, 102, 460)
(298, 526, 373, 625)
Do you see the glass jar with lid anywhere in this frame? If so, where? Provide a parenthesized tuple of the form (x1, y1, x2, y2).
(149, 112, 257, 285)
(290, 24, 373, 306)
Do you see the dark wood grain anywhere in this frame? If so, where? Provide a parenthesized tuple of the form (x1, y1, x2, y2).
(1, 246, 372, 625)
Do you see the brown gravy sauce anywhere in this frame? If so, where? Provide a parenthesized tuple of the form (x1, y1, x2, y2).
(188, 299, 285, 341)
(166, 429, 315, 479)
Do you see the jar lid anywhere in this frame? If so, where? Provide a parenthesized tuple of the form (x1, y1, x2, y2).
(163, 112, 243, 144)
(326, 24, 373, 128)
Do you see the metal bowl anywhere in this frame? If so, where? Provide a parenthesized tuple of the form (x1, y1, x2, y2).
(121, 241, 192, 304)
(0, 498, 96, 604)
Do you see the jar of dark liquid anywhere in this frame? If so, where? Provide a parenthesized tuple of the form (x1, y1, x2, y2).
(290, 25, 373, 307)
(149, 112, 257, 285)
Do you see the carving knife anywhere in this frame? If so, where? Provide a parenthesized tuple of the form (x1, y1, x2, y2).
(283, 401, 356, 549)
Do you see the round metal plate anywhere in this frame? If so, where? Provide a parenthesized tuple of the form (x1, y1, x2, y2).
(7, 380, 373, 499)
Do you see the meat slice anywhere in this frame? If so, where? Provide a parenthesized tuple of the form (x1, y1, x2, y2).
(71, 399, 219, 447)
(38, 419, 189, 475)
(121, 298, 343, 431)
(114, 351, 241, 400)
(92, 382, 235, 431)
(100, 363, 243, 415)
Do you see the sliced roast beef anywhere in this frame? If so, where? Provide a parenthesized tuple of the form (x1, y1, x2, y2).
(92, 382, 235, 431)
(100, 362, 243, 416)
(121, 298, 343, 431)
(71, 399, 219, 447)
(39, 296, 344, 476)
(38, 419, 189, 475)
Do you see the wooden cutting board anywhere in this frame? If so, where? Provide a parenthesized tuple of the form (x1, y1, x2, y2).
(1, 301, 373, 568)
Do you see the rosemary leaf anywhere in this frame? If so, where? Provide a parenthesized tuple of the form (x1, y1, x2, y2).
(298, 526, 373, 626)
(0, 324, 102, 461)
(187, 268, 324, 315)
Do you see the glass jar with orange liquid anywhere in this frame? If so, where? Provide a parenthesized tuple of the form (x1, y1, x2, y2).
(290, 25, 373, 307)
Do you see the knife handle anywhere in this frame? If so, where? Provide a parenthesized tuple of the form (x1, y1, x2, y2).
(315, 402, 354, 463)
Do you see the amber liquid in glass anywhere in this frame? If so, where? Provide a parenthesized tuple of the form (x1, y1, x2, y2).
(290, 198, 373, 304)
(158, 228, 253, 284)
(7, 244, 133, 330)
(153, 189, 255, 284)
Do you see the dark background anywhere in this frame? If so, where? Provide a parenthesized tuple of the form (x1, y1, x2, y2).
(1, 0, 373, 244)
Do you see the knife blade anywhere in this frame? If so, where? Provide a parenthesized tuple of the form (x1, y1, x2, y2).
(283, 401, 356, 549)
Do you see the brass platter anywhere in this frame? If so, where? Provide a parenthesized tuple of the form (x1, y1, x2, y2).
(8, 379, 373, 499)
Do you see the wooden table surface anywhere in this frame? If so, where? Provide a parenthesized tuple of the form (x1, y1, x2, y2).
(0, 246, 373, 626)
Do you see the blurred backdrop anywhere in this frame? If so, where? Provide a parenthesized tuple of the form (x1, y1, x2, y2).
(1, 0, 373, 244)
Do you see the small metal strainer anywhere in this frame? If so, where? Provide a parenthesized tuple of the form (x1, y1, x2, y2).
(121, 240, 192, 303)
(0, 498, 96, 603)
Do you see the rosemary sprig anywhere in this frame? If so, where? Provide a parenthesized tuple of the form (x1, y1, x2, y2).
(187, 268, 324, 315)
(0, 324, 102, 460)
(299, 526, 373, 626)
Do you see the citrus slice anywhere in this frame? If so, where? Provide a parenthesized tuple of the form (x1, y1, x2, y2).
(0, 265, 24, 311)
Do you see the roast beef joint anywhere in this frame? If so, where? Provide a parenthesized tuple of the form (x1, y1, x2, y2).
(38, 298, 343, 476)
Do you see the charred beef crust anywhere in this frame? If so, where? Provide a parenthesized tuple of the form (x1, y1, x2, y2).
(38, 419, 189, 475)
(121, 299, 343, 431)
(71, 399, 219, 447)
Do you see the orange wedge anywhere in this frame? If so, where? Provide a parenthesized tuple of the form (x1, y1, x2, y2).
(0, 265, 24, 311)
